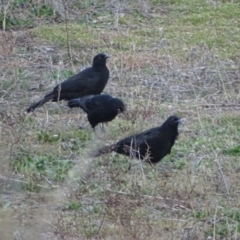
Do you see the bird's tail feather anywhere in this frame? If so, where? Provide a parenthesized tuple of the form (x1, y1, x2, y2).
(90, 144, 116, 157)
(26, 94, 54, 112)
(67, 99, 81, 108)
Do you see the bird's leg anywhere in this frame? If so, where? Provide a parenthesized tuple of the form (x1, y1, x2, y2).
(93, 127, 97, 135)
(93, 127, 99, 138)
(93, 127, 103, 140)
(100, 123, 106, 132)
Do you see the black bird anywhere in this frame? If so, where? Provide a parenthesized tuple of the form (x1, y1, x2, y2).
(68, 94, 125, 129)
(92, 115, 181, 168)
(26, 53, 110, 112)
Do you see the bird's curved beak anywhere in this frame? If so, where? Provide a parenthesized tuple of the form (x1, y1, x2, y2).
(119, 109, 128, 119)
(177, 118, 184, 124)
(104, 55, 110, 59)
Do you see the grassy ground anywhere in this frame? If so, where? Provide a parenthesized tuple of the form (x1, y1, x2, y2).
(1, 0, 240, 239)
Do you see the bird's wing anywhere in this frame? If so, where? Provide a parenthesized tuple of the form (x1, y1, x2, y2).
(115, 127, 159, 152)
(85, 95, 110, 111)
(137, 127, 176, 158)
(77, 95, 95, 112)
(119, 127, 173, 161)
(67, 95, 95, 112)
(53, 68, 100, 94)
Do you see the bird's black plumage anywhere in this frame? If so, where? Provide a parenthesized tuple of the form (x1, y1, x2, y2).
(93, 116, 181, 165)
(68, 94, 125, 129)
(26, 53, 110, 112)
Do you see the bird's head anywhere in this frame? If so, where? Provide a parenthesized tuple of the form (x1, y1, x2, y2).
(112, 98, 125, 113)
(166, 115, 182, 126)
(93, 53, 110, 67)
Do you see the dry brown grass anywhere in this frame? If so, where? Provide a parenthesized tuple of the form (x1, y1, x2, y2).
(1, 0, 240, 239)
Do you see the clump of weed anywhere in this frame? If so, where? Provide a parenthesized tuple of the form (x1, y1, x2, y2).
(12, 151, 73, 191)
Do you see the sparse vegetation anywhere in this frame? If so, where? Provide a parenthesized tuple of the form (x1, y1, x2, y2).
(1, 0, 240, 239)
